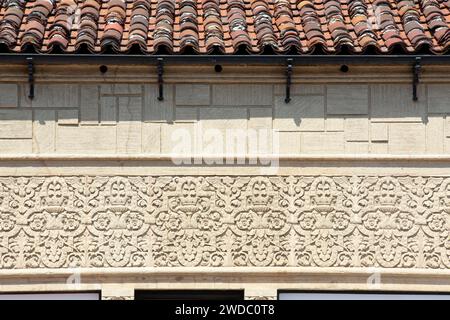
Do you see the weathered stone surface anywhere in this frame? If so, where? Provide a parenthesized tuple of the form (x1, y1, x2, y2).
(248, 108, 273, 154)
(144, 84, 174, 122)
(300, 132, 345, 153)
(446, 116, 450, 138)
(101, 84, 142, 95)
(176, 84, 210, 106)
(117, 97, 142, 153)
(0, 139, 32, 153)
(161, 123, 195, 154)
(29, 85, 79, 108)
(426, 116, 444, 153)
(274, 96, 324, 131)
(370, 142, 388, 154)
(346, 141, 369, 153)
(100, 96, 117, 125)
(371, 84, 426, 122)
(277, 131, 300, 154)
(0, 109, 32, 139)
(0, 81, 446, 157)
(326, 117, 344, 132)
(389, 123, 426, 154)
(57, 109, 79, 125)
(326, 85, 368, 115)
(274, 84, 324, 95)
(199, 107, 247, 131)
(345, 117, 369, 142)
(175, 107, 197, 123)
(33, 110, 55, 153)
(371, 123, 389, 142)
(428, 84, 450, 114)
(0, 84, 18, 107)
(56, 126, 117, 153)
(80, 85, 99, 124)
(212, 84, 272, 106)
(142, 123, 161, 153)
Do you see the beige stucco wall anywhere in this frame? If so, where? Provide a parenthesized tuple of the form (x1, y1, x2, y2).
(0, 64, 450, 300)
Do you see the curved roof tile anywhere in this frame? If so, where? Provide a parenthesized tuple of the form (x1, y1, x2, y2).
(0, 0, 449, 54)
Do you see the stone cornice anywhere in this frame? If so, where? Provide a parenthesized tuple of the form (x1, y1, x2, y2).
(1, 64, 450, 84)
(0, 154, 450, 162)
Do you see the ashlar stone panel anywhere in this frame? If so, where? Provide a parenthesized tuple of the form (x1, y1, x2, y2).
(101, 84, 142, 95)
(0, 109, 32, 139)
(144, 84, 174, 122)
(371, 84, 426, 122)
(249, 108, 272, 154)
(345, 117, 369, 142)
(175, 107, 197, 123)
(428, 84, 450, 114)
(212, 84, 272, 106)
(300, 132, 345, 154)
(326, 117, 344, 132)
(117, 97, 142, 153)
(274, 84, 324, 96)
(199, 107, 247, 131)
(161, 122, 195, 154)
(326, 84, 368, 115)
(446, 116, 450, 138)
(142, 123, 161, 153)
(80, 85, 99, 125)
(370, 142, 388, 154)
(371, 123, 389, 142)
(274, 96, 325, 131)
(389, 122, 426, 154)
(25, 84, 79, 109)
(346, 141, 369, 153)
(0, 84, 18, 107)
(426, 116, 444, 153)
(57, 109, 79, 126)
(0, 80, 449, 157)
(176, 84, 210, 106)
(0, 139, 32, 153)
(33, 110, 55, 153)
(200, 107, 248, 155)
(277, 131, 300, 154)
(56, 126, 117, 153)
(100, 96, 117, 125)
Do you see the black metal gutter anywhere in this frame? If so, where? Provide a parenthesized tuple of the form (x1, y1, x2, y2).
(0, 53, 450, 65)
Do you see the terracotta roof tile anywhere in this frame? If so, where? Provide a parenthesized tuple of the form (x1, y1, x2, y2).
(0, 0, 450, 54)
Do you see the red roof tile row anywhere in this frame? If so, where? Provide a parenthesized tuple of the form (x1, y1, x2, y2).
(0, 0, 449, 54)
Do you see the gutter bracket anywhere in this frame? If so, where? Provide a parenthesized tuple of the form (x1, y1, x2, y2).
(412, 57, 421, 101)
(285, 58, 293, 103)
(27, 57, 35, 100)
(157, 58, 164, 101)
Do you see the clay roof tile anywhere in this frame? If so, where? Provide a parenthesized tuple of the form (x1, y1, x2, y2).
(0, 0, 448, 54)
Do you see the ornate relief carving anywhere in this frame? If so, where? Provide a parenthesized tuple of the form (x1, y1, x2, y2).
(0, 175, 449, 269)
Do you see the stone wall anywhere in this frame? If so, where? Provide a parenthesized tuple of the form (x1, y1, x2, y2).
(0, 81, 449, 156)
(0, 65, 450, 299)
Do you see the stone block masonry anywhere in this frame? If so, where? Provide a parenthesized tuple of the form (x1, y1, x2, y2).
(0, 69, 450, 299)
(0, 82, 448, 156)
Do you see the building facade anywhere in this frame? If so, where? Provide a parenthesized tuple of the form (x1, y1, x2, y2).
(0, 0, 450, 300)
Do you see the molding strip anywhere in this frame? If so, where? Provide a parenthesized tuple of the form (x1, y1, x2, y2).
(0, 154, 449, 162)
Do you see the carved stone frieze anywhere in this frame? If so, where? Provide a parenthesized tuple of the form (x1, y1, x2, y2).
(0, 175, 449, 269)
